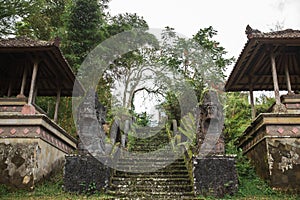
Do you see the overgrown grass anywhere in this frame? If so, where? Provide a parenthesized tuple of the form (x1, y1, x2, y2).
(223, 148, 300, 200)
(1, 174, 299, 200)
(0, 172, 113, 200)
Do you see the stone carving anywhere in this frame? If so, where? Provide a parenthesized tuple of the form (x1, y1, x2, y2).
(197, 90, 224, 155)
(77, 89, 107, 155)
(95, 93, 107, 125)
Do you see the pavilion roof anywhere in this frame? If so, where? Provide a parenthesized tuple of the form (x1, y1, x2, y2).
(225, 26, 300, 92)
(0, 37, 83, 96)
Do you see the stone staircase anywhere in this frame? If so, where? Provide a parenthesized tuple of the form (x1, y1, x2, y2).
(108, 127, 196, 199)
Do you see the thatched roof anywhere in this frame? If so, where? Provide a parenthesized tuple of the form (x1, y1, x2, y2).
(0, 37, 83, 96)
(225, 26, 300, 92)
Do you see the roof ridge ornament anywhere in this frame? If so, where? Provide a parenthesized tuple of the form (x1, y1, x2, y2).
(53, 37, 61, 47)
(245, 25, 261, 39)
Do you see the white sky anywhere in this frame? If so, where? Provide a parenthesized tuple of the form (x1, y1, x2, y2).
(109, 0, 300, 73)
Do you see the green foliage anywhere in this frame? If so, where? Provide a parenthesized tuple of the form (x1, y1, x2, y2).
(0, 184, 9, 196)
(160, 26, 233, 101)
(178, 113, 196, 144)
(223, 92, 298, 199)
(0, 169, 115, 199)
(57, 97, 76, 137)
(133, 112, 150, 126)
(15, 0, 71, 40)
(0, 0, 71, 39)
(63, 0, 108, 72)
(161, 92, 181, 123)
(160, 26, 233, 124)
(193, 26, 234, 70)
(224, 92, 252, 148)
(224, 92, 276, 153)
(106, 13, 148, 36)
(255, 94, 275, 115)
(35, 96, 56, 117)
(0, 0, 33, 37)
(79, 181, 97, 195)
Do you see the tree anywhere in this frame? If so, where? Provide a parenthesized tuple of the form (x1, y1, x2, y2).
(0, 0, 33, 37)
(0, 0, 72, 40)
(158, 27, 233, 122)
(63, 0, 108, 72)
(224, 92, 252, 149)
(106, 13, 148, 36)
(102, 14, 158, 111)
(15, 0, 71, 40)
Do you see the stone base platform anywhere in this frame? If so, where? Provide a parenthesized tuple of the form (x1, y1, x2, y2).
(0, 114, 76, 190)
(64, 155, 112, 193)
(193, 155, 238, 197)
(239, 113, 300, 192)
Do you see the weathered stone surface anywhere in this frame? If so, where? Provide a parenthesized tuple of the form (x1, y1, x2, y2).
(245, 139, 270, 180)
(239, 113, 300, 192)
(197, 90, 225, 156)
(77, 89, 106, 155)
(64, 155, 111, 193)
(193, 156, 238, 197)
(0, 142, 35, 189)
(0, 139, 65, 190)
(267, 138, 300, 191)
(21, 104, 36, 115)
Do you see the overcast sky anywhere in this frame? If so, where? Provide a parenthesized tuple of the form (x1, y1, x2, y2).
(109, 0, 300, 73)
(108, 0, 300, 115)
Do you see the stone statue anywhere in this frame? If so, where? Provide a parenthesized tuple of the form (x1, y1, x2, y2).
(197, 90, 225, 155)
(77, 89, 107, 155)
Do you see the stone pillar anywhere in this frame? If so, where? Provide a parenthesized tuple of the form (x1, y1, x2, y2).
(271, 53, 281, 105)
(270, 53, 287, 113)
(17, 67, 27, 98)
(7, 80, 12, 97)
(54, 87, 61, 123)
(28, 61, 39, 105)
(284, 64, 293, 95)
(249, 85, 256, 119)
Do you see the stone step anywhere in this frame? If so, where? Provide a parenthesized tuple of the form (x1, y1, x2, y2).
(112, 177, 192, 185)
(129, 143, 170, 148)
(114, 173, 190, 179)
(116, 159, 185, 163)
(115, 169, 189, 175)
(109, 128, 194, 199)
(130, 139, 169, 143)
(107, 191, 196, 199)
(110, 184, 194, 193)
(115, 160, 184, 166)
(117, 158, 184, 162)
(128, 148, 172, 152)
(115, 165, 188, 172)
(117, 163, 186, 171)
(115, 161, 182, 166)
